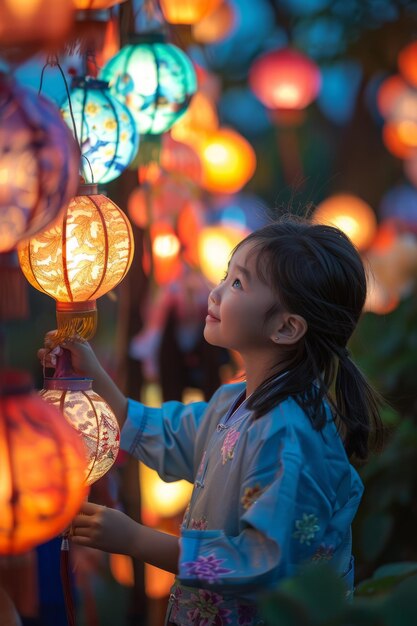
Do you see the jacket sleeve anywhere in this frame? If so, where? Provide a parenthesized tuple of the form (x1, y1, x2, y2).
(120, 397, 209, 483)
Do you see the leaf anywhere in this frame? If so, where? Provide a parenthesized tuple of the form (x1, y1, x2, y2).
(360, 513, 394, 562)
(380, 574, 417, 626)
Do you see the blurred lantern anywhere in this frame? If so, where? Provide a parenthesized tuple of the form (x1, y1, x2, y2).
(0, 370, 88, 555)
(380, 184, 417, 225)
(159, 0, 222, 24)
(171, 91, 219, 146)
(95, 15, 120, 68)
(39, 374, 120, 486)
(150, 221, 182, 285)
(313, 194, 377, 251)
(363, 270, 399, 315)
(198, 224, 249, 285)
(61, 77, 139, 184)
(177, 201, 205, 267)
(0, 74, 79, 253)
(219, 86, 271, 137)
(74, 0, 125, 7)
(159, 135, 202, 184)
(197, 128, 256, 194)
(18, 184, 134, 344)
(128, 187, 150, 229)
(376, 74, 408, 119)
(192, 1, 235, 44)
(317, 60, 362, 126)
(382, 120, 417, 160)
(0, 0, 73, 62)
(110, 553, 134, 587)
(100, 34, 197, 134)
(139, 464, 192, 517)
(398, 40, 417, 88)
(249, 48, 321, 110)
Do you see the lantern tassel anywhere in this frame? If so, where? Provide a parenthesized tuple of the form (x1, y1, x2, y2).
(60, 535, 77, 626)
(52, 301, 98, 346)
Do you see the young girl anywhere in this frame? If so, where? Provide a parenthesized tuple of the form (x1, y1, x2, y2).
(39, 218, 382, 626)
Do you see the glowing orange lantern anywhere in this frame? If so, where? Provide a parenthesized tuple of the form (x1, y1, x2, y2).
(39, 376, 120, 486)
(197, 128, 256, 194)
(313, 194, 377, 251)
(139, 464, 192, 518)
(128, 187, 150, 229)
(398, 40, 417, 88)
(18, 184, 134, 344)
(159, 0, 222, 24)
(249, 48, 321, 110)
(159, 135, 202, 185)
(376, 74, 407, 119)
(110, 553, 134, 587)
(198, 224, 249, 285)
(150, 222, 182, 285)
(0, 74, 80, 254)
(171, 92, 219, 147)
(192, 1, 235, 44)
(0, 370, 88, 555)
(382, 120, 417, 159)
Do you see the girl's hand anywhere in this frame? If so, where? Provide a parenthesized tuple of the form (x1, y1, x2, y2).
(71, 501, 141, 557)
(37, 331, 104, 380)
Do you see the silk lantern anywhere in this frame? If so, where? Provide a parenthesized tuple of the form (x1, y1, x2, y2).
(249, 48, 321, 110)
(0, 74, 79, 254)
(197, 128, 256, 194)
(61, 77, 139, 184)
(100, 34, 197, 134)
(0, 370, 88, 555)
(313, 194, 377, 251)
(159, 0, 222, 24)
(18, 184, 134, 344)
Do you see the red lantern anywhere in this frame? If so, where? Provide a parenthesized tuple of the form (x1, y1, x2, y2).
(249, 48, 321, 110)
(376, 74, 407, 118)
(0, 371, 88, 555)
(0, 75, 80, 254)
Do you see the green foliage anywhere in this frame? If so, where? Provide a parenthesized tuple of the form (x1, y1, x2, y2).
(259, 562, 417, 626)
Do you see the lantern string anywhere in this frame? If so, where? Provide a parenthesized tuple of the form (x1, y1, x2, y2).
(81, 154, 95, 184)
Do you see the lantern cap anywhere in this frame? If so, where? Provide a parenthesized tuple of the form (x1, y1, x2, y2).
(128, 32, 166, 45)
(43, 377, 93, 391)
(56, 300, 97, 312)
(0, 369, 33, 396)
(77, 183, 99, 196)
(71, 76, 109, 91)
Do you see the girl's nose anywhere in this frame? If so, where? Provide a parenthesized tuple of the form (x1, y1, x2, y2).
(209, 285, 219, 303)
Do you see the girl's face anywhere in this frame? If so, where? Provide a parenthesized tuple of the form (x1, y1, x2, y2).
(204, 241, 281, 355)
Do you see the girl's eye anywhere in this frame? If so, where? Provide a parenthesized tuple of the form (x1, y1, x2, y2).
(232, 278, 242, 289)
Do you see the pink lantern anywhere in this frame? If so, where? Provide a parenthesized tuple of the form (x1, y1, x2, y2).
(249, 48, 321, 110)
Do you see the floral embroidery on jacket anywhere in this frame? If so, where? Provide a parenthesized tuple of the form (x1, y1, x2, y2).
(241, 484, 263, 510)
(186, 589, 232, 626)
(292, 513, 320, 546)
(221, 428, 240, 464)
(170, 585, 183, 622)
(311, 543, 334, 562)
(191, 516, 208, 530)
(183, 554, 233, 584)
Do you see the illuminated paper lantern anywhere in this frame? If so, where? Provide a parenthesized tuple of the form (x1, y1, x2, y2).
(313, 194, 377, 251)
(139, 464, 192, 518)
(382, 120, 417, 160)
(0, 370, 88, 555)
(159, 0, 222, 24)
(198, 224, 249, 285)
(0, 74, 79, 254)
(61, 77, 139, 184)
(197, 128, 256, 194)
(171, 91, 219, 146)
(100, 34, 197, 134)
(249, 48, 321, 110)
(192, 1, 236, 44)
(150, 221, 182, 285)
(40, 376, 120, 486)
(18, 184, 134, 344)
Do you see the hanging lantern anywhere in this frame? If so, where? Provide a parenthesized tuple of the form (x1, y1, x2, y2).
(382, 120, 417, 160)
(197, 128, 256, 194)
(100, 34, 197, 134)
(192, 1, 236, 44)
(398, 40, 417, 88)
(39, 374, 120, 486)
(61, 77, 139, 184)
(159, 0, 222, 24)
(0, 370, 88, 555)
(142, 134, 202, 185)
(150, 221, 182, 285)
(249, 48, 321, 110)
(0, 74, 79, 254)
(95, 14, 120, 68)
(376, 74, 408, 119)
(198, 224, 249, 285)
(139, 463, 192, 517)
(312, 194, 377, 251)
(0, 0, 73, 60)
(171, 91, 219, 146)
(18, 184, 134, 344)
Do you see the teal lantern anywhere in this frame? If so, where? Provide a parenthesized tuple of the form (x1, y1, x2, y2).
(99, 34, 197, 134)
(61, 77, 139, 184)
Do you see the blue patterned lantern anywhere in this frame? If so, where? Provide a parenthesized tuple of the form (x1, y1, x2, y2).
(99, 34, 197, 134)
(61, 77, 139, 184)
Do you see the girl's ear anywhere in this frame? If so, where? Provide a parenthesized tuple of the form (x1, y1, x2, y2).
(270, 313, 308, 345)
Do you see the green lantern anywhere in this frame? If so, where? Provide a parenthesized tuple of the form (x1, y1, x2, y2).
(99, 34, 197, 135)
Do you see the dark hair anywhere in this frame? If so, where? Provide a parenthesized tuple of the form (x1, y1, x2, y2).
(236, 217, 383, 460)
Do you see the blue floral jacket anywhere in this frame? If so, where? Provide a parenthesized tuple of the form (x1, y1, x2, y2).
(121, 382, 363, 626)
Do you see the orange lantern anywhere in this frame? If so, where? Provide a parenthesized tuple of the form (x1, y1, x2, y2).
(171, 92, 219, 146)
(18, 184, 134, 345)
(150, 222, 182, 285)
(249, 48, 321, 110)
(159, 0, 222, 24)
(39, 375, 120, 486)
(159, 135, 202, 185)
(382, 120, 417, 159)
(128, 187, 150, 229)
(0, 74, 80, 254)
(109, 553, 134, 587)
(198, 224, 249, 285)
(376, 74, 407, 119)
(0, 371, 88, 555)
(192, 1, 235, 44)
(312, 194, 377, 251)
(398, 40, 417, 88)
(197, 128, 256, 194)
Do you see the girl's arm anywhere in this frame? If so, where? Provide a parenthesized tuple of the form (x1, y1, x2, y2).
(71, 501, 179, 574)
